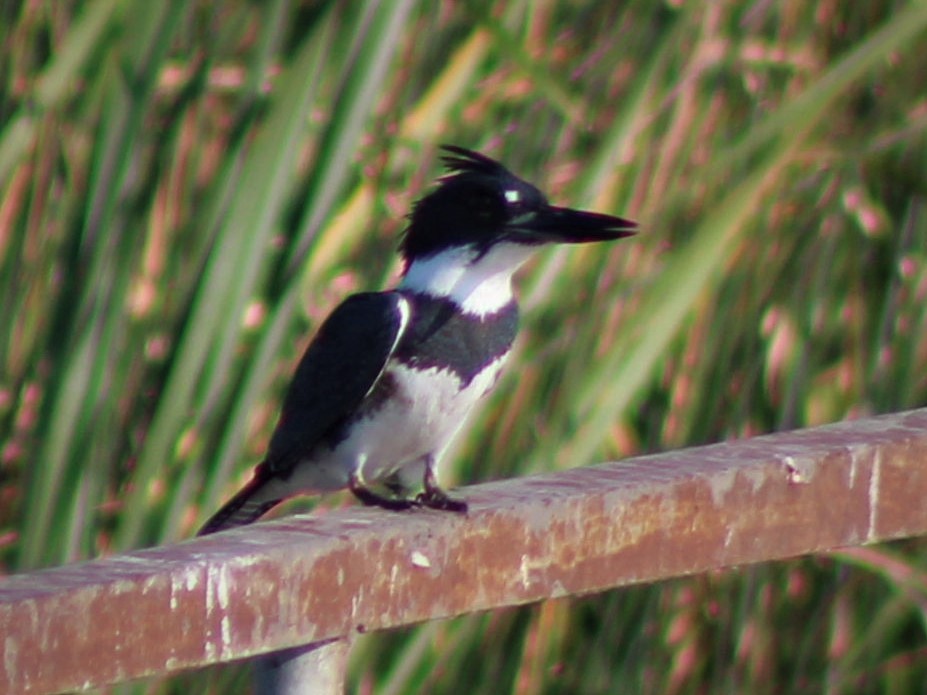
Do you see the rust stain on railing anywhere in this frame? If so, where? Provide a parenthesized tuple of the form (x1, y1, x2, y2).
(3, 409, 927, 693)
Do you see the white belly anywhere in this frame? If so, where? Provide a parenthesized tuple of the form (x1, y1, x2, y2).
(350, 358, 507, 481)
(285, 355, 509, 493)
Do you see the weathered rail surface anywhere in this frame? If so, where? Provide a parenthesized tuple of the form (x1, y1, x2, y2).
(3, 409, 927, 693)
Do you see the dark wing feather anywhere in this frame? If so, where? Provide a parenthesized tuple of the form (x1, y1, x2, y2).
(264, 291, 407, 476)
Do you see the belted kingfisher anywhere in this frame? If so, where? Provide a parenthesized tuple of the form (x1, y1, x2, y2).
(199, 145, 636, 535)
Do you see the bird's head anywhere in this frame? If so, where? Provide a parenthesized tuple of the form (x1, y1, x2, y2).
(400, 145, 637, 265)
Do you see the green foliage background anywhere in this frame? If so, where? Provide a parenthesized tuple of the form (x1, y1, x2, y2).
(2, 0, 927, 692)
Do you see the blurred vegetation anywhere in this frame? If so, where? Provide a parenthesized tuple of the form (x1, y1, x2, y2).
(2, 0, 927, 692)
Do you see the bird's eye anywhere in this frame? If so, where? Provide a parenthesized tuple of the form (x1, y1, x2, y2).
(502, 187, 532, 216)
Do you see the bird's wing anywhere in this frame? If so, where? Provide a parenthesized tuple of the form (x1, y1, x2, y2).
(263, 291, 409, 476)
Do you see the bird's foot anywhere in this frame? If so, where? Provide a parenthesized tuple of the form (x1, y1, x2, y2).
(416, 488, 468, 513)
(348, 471, 467, 513)
(415, 469, 467, 514)
(349, 474, 416, 511)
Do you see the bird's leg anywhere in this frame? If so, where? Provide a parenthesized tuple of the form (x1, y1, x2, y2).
(348, 472, 415, 511)
(417, 460, 468, 513)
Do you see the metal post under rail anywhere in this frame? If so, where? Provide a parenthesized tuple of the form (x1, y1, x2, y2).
(255, 638, 351, 695)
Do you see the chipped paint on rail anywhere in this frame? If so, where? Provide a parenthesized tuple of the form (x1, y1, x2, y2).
(868, 450, 882, 542)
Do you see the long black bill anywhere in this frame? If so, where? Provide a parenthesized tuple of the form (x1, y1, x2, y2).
(509, 205, 637, 244)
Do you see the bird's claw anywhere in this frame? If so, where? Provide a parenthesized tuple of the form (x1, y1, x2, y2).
(416, 488, 468, 513)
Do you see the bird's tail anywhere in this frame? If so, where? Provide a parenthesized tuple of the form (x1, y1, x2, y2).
(198, 470, 282, 536)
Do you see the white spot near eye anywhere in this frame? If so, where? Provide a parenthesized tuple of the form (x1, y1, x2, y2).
(504, 189, 521, 203)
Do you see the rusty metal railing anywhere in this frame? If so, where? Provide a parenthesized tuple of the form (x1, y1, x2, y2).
(3, 409, 927, 693)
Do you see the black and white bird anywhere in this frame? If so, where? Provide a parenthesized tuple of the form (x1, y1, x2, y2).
(199, 145, 636, 535)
